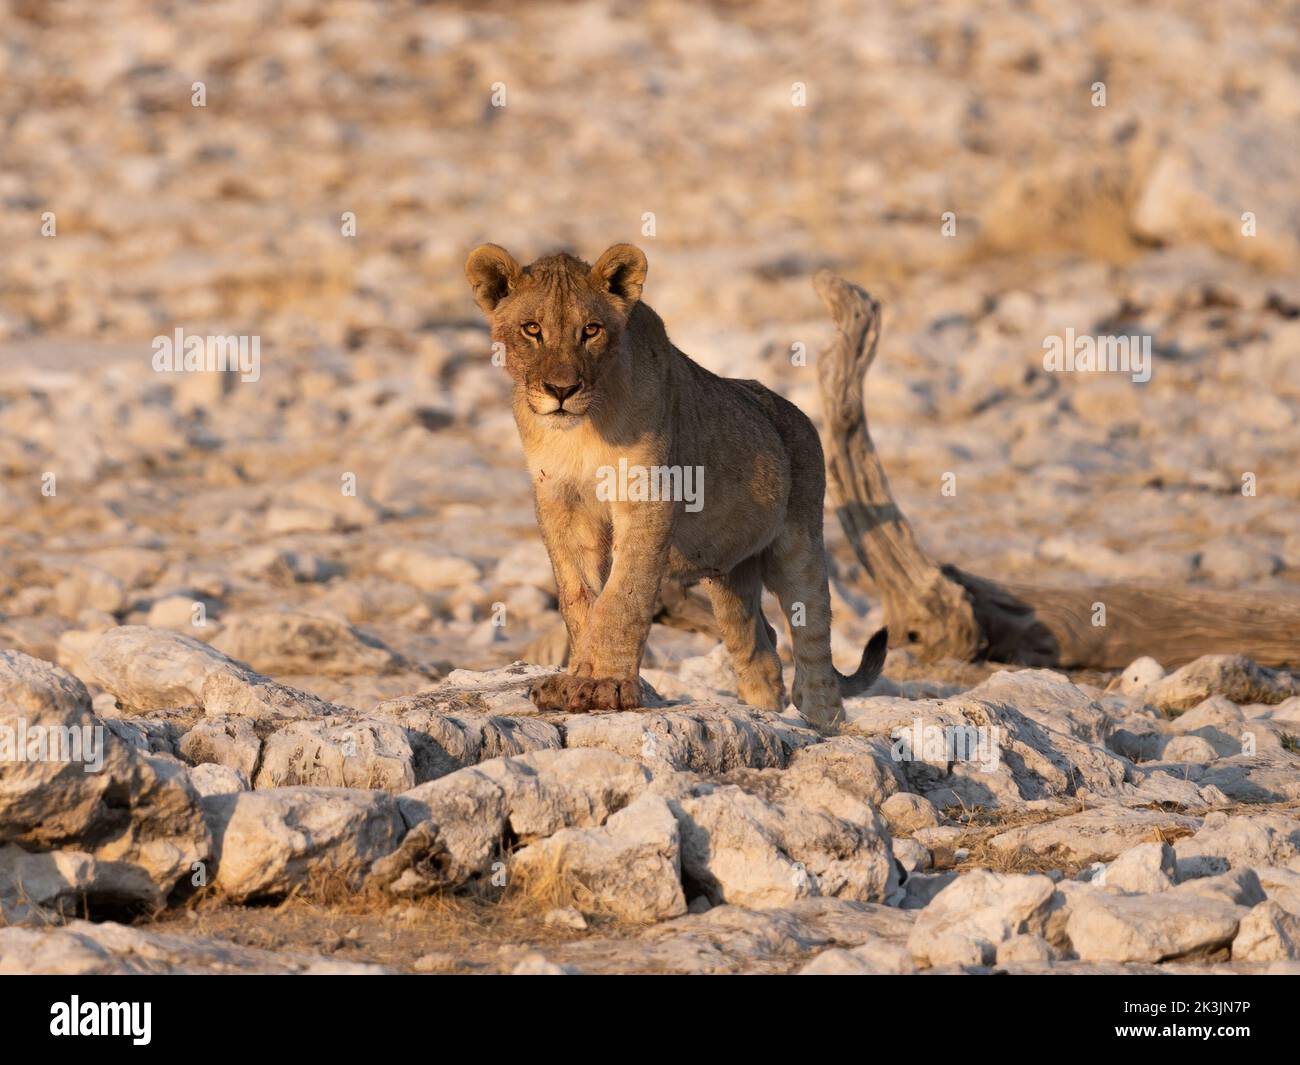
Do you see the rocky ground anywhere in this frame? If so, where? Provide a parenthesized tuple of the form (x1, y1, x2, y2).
(4, 640, 1300, 974)
(2, 0, 1300, 974)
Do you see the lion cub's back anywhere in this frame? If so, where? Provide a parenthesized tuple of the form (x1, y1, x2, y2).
(722, 375, 825, 469)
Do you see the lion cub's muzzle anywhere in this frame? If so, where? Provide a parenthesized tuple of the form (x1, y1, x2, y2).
(529, 378, 592, 419)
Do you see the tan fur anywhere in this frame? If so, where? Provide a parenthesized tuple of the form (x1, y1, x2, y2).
(465, 243, 885, 726)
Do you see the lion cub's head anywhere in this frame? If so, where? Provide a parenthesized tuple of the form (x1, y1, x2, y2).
(465, 243, 647, 422)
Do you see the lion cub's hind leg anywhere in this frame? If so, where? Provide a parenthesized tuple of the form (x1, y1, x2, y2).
(703, 557, 786, 712)
(761, 527, 845, 729)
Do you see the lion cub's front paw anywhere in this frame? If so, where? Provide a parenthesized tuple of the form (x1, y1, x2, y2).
(529, 673, 641, 713)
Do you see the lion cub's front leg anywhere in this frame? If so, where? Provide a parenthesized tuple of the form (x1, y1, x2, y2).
(530, 498, 673, 714)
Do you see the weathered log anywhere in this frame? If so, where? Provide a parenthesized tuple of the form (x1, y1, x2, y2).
(813, 269, 1300, 669)
(814, 274, 982, 661)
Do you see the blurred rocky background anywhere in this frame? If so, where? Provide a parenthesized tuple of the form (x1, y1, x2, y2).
(1, 0, 1298, 697)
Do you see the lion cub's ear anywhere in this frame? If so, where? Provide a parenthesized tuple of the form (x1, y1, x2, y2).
(591, 243, 647, 307)
(465, 244, 521, 314)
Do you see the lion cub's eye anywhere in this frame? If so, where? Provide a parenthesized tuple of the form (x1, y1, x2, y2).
(522, 322, 542, 338)
(583, 322, 602, 338)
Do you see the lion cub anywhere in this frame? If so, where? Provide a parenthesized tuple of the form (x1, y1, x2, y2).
(466, 242, 886, 727)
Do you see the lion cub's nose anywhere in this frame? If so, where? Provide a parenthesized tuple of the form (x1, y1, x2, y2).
(543, 381, 582, 405)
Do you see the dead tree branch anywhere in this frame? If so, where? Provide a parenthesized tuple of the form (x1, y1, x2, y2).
(813, 270, 1300, 669)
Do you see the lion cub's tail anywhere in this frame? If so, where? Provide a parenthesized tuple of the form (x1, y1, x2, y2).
(836, 627, 889, 698)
